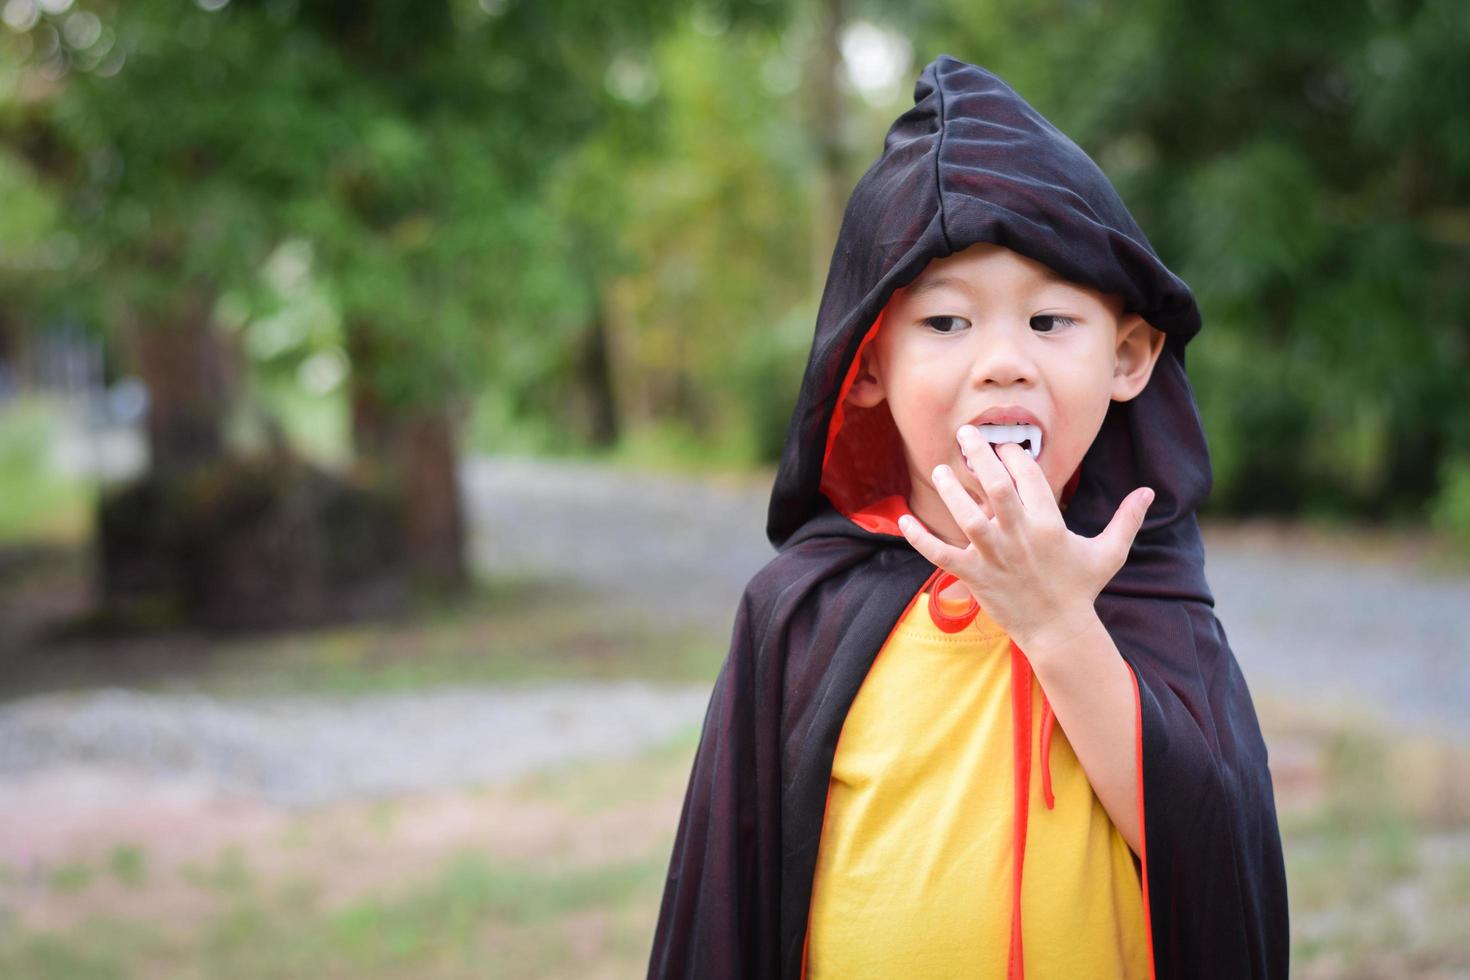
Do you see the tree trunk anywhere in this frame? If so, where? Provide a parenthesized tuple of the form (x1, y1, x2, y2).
(570, 293, 621, 447)
(123, 284, 236, 476)
(394, 403, 468, 591)
(809, 0, 850, 297)
(347, 323, 394, 462)
(347, 319, 468, 592)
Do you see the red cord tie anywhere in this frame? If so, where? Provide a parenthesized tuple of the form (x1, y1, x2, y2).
(1006, 647, 1057, 980)
(927, 570, 980, 632)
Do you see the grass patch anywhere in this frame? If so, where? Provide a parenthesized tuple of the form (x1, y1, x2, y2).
(20, 713, 1468, 977)
(2, 569, 727, 701)
(508, 724, 703, 816)
(0, 398, 93, 546)
(106, 846, 148, 889)
(179, 847, 255, 899)
(0, 726, 707, 979)
(0, 847, 670, 979)
(48, 862, 95, 895)
(1278, 717, 1470, 975)
(270, 851, 666, 977)
(189, 573, 726, 697)
(0, 926, 139, 980)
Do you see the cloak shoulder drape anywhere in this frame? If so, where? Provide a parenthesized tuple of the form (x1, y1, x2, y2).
(648, 54, 1289, 980)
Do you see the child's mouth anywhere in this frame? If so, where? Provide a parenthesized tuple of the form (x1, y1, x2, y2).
(970, 423, 1042, 460)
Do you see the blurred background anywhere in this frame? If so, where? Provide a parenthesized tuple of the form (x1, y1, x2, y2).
(1, 0, 1468, 976)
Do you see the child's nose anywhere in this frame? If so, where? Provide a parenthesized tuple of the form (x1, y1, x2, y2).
(967, 324, 1036, 387)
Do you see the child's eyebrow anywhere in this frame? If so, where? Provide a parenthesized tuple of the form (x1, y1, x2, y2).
(905, 275, 969, 298)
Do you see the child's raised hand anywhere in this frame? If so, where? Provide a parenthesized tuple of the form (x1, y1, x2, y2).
(896, 424, 1155, 654)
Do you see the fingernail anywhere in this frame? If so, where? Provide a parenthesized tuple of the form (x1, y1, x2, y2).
(898, 515, 913, 531)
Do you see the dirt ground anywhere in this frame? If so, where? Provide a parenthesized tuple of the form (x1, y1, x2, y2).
(3, 455, 1469, 977)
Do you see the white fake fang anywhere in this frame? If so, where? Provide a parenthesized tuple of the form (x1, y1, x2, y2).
(975, 423, 1042, 460)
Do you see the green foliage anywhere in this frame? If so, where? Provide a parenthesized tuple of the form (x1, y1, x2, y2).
(0, 398, 90, 543)
(908, 0, 1470, 523)
(2, 0, 1467, 530)
(0, 145, 71, 323)
(600, 18, 814, 453)
(1430, 454, 1470, 548)
(0, 149, 58, 253)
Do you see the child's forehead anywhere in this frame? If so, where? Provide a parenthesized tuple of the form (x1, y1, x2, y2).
(901, 244, 1123, 312)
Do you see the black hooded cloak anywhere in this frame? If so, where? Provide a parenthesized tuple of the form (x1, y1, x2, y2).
(647, 55, 1289, 979)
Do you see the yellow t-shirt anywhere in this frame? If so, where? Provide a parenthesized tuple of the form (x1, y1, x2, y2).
(804, 590, 1150, 979)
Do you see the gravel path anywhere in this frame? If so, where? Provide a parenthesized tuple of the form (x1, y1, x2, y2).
(463, 454, 775, 629)
(465, 454, 1470, 743)
(1205, 535, 1470, 742)
(0, 681, 710, 808)
(3, 454, 1467, 813)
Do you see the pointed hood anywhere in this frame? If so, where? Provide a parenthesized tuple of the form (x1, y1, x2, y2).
(768, 54, 1214, 605)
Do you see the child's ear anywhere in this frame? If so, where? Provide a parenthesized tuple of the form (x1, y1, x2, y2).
(845, 343, 886, 408)
(1110, 312, 1167, 402)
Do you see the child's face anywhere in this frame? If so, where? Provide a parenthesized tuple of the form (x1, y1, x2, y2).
(846, 242, 1165, 546)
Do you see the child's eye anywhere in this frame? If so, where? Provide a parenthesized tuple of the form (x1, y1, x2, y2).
(922, 316, 970, 334)
(1031, 314, 1078, 333)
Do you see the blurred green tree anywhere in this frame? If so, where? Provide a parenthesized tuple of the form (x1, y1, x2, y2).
(903, 0, 1470, 525)
(0, 144, 64, 381)
(0, 0, 790, 604)
(4, 0, 1468, 571)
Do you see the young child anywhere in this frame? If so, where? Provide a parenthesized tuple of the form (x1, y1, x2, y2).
(648, 55, 1288, 979)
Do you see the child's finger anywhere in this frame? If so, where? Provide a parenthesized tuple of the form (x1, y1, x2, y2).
(1094, 486, 1154, 578)
(896, 511, 971, 570)
(957, 426, 1025, 526)
(993, 442, 1057, 517)
(931, 463, 996, 549)
(958, 458, 996, 520)
(957, 459, 996, 520)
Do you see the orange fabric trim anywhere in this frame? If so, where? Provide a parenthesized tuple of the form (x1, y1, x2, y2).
(1125, 660, 1157, 980)
(1002, 648, 1061, 979)
(822, 306, 889, 475)
(1039, 695, 1056, 810)
(1008, 642, 1032, 980)
(799, 781, 828, 979)
(818, 303, 913, 525)
(845, 493, 912, 538)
